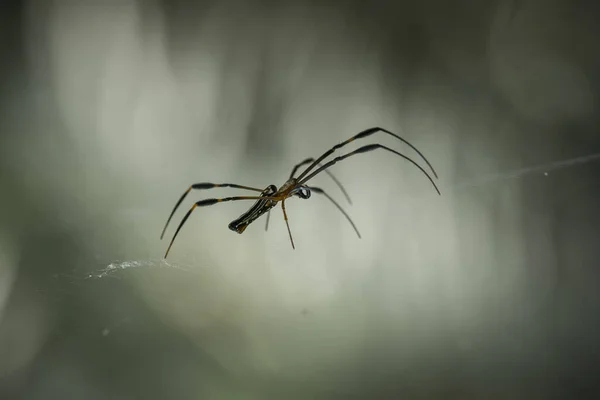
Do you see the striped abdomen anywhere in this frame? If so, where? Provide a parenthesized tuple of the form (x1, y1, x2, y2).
(228, 185, 277, 234)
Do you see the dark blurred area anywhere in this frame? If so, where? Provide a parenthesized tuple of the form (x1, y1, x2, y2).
(1, 0, 600, 398)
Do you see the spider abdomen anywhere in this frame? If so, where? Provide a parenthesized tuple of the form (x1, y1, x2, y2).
(228, 185, 277, 234)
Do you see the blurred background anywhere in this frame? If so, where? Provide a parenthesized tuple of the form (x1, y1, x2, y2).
(1, 0, 600, 398)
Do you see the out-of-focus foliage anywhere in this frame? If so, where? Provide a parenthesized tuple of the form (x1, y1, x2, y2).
(1, 0, 599, 398)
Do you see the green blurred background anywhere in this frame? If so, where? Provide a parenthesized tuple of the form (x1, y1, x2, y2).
(1, 0, 600, 398)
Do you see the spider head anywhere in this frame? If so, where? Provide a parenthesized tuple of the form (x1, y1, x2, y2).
(292, 186, 311, 200)
(266, 184, 278, 194)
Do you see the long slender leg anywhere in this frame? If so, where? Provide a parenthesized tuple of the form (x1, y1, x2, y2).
(264, 209, 271, 231)
(289, 157, 313, 179)
(160, 183, 265, 240)
(300, 144, 441, 195)
(289, 157, 352, 204)
(295, 127, 438, 181)
(164, 195, 281, 259)
(281, 199, 295, 249)
(309, 186, 361, 238)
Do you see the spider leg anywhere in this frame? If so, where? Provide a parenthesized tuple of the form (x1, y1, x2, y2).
(300, 144, 441, 195)
(308, 186, 361, 238)
(289, 157, 352, 204)
(290, 157, 313, 179)
(265, 209, 271, 231)
(281, 199, 295, 249)
(160, 183, 265, 240)
(164, 195, 281, 259)
(295, 127, 438, 182)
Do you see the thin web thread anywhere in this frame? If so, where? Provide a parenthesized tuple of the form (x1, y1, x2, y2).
(88, 258, 194, 279)
(456, 151, 600, 189)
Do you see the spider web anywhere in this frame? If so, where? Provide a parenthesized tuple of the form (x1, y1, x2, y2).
(69, 150, 600, 283)
(456, 151, 600, 188)
(85, 258, 196, 280)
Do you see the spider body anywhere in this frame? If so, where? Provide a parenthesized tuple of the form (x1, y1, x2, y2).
(228, 184, 277, 234)
(275, 178, 312, 199)
(228, 179, 312, 238)
(160, 127, 441, 258)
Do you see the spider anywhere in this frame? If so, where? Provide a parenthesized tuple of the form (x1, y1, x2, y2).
(160, 127, 440, 258)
